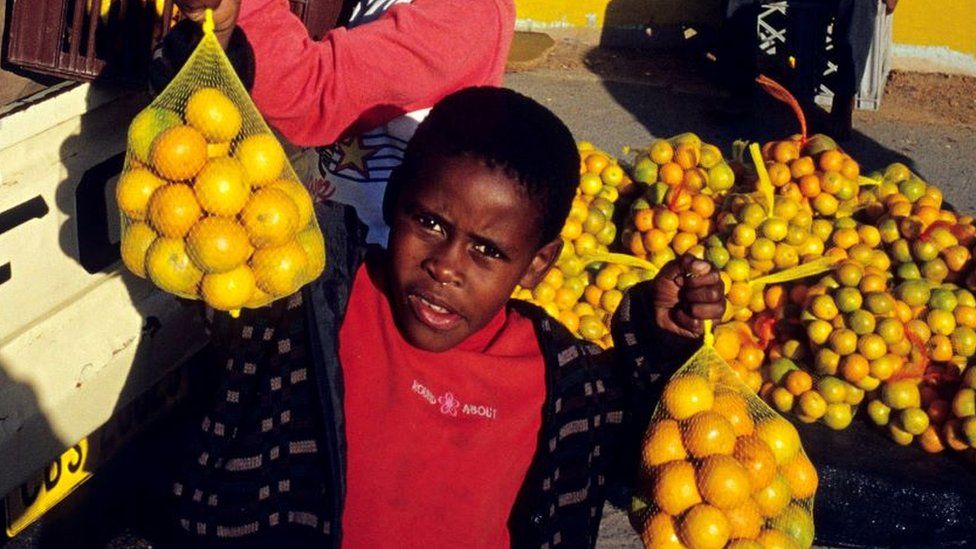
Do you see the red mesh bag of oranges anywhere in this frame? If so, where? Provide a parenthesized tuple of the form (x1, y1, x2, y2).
(116, 10, 325, 314)
(631, 321, 818, 549)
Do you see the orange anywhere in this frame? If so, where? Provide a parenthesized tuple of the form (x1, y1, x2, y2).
(650, 139, 675, 164)
(660, 162, 685, 186)
(772, 140, 800, 164)
(186, 216, 253, 273)
(584, 153, 610, 174)
(235, 133, 287, 185)
(661, 375, 714, 420)
(739, 346, 765, 370)
(712, 390, 755, 436)
(756, 529, 799, 549)
(127, 107, 181, 164)
(725, 498, 764, 540)
(696, 454, 752, 509)
(780, 453, 818, 499)
(207, 141, 232, 158)
(145, 237, 204, 297)
(755, 417, 800, 464)
(677, 503, 731, 549)
(770, 504, 815, 549)
(752, 474, 791, 517)
(818, 149, 845, 172)
(641, 512, 685, 549)
(642, 420, 688, 466)
(682, 411, 736, 458)
(117, 168, 166, 220)
(251, 240, 309, 296)
(268, 179, 315, 230)
(193, 157, 250, 216)
(201, 265, 256, 311)
(714, 330, 742, 362)
(767, 162, 792, 187)
(185, 87, 242, 143)
(150, 125, 209, 181)
(653, 460, 702, 515)
(790, 156, 815, 179)
(120, 221, 158, 278)
(243, 285, 274, 309)
(784, 370, 813, 396)
(148, 183, 203, 238)
(634, 209, 655, 232)
(241, 188, 301, 248)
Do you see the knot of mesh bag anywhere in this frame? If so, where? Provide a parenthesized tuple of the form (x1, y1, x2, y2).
(117, 9, 327, 315)
(631, 323, 818, 548)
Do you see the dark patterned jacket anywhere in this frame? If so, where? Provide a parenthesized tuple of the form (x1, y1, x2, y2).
(186, 202, 694, 548)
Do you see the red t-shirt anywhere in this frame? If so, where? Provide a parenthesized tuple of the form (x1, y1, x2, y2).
(339, 260, 546, 547)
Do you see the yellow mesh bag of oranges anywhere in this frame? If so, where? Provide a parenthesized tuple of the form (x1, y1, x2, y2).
(631, 321, 818, 549)
(116, 10, 325, 314)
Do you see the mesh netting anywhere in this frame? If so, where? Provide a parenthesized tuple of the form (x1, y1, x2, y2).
(117, 11, 325, 314)
(632, 322, 818, 549)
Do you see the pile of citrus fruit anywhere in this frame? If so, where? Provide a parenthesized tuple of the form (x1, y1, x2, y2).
(634, 359, 817, 549)
(118, 86, 325, 312)
(515, 144, 654, 348)
(623, 134, 735, 269)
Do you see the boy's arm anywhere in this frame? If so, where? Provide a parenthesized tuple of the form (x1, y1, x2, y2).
(606, 257, 724, 488)
(236, 0, 515, 146)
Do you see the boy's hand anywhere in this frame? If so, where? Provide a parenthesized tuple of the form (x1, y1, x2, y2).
(175, 0, 240, 47)
(652, 254, 725, 339)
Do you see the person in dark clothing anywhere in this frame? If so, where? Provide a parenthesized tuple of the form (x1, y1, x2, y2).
(169, 86, 725, 547)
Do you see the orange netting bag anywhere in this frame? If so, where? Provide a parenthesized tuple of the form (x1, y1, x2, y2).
(631, 321, 818, 549)
(117, 10, 325, 315)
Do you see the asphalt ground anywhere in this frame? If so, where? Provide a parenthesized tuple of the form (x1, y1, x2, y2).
(5, 43, 976, 549)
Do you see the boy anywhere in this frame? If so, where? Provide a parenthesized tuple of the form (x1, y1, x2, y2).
(172, 87, 724, 547)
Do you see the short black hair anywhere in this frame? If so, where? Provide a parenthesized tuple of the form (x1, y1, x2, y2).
(383, 86, 580, 245)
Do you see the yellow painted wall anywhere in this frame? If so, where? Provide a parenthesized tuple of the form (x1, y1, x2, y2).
(514, 0, 721, 30)
(892, 0, 976, 56)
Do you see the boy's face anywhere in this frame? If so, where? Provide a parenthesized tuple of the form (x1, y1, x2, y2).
(387, 154, 561, 352)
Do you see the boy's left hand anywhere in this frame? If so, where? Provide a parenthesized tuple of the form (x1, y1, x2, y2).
(652, 254, 725, 339)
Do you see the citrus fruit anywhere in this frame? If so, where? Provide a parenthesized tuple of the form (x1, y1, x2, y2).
(241, 187, 301, 248)
(682, 411, 736, 458)
(696, 454, 752, 509)
(753, 474, 791, 517)
(755, 528, 799, 549)
(643, 419, 688, 466)
(780, 453, 818, 499)
(150, 124, 208, 181)
(769, 503, 814, 549)
(235, 133, 286, 185)
(755, 417, 800, 464)
(127, 107, 181, 164)
(296, 227, 327, 280)
(677, 503, 730, 549)
(725, 498, 763, 540)
(641, 512, 685, 549)
(145, 237, 204, 297)
(652, 460, 702, 515)
(268, 179, 315, 230)
(117, 168, 166, 221)
(733, 435, 778, 491)
(251, 240, 308, 296)
(120, 222, 158, 278)
(661, 375, 714, 420)
(186, 216, 253, 273)
(193, 157, 250, 216)
(713, 391, 755, 436)
(147, 183, 203, 238)
(201, 265, 256, 311)
(185, 87, 242, 143)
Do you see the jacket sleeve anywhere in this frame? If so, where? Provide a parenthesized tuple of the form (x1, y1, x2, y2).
(605, 280, 698, 489)
(237, 0, 515, 146)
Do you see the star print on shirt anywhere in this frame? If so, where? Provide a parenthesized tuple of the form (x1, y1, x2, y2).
(333, 136, 378, 177)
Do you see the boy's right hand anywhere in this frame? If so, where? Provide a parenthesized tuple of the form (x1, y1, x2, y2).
(175, 0, 240, 47)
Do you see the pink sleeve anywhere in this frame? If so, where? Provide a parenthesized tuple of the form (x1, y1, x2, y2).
(237, 0, 515, 147)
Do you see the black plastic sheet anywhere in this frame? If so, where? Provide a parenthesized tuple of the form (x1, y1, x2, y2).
(797, 417, 976, 547)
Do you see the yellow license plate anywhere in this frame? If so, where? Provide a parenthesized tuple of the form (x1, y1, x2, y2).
(4, 439, 92, 537)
